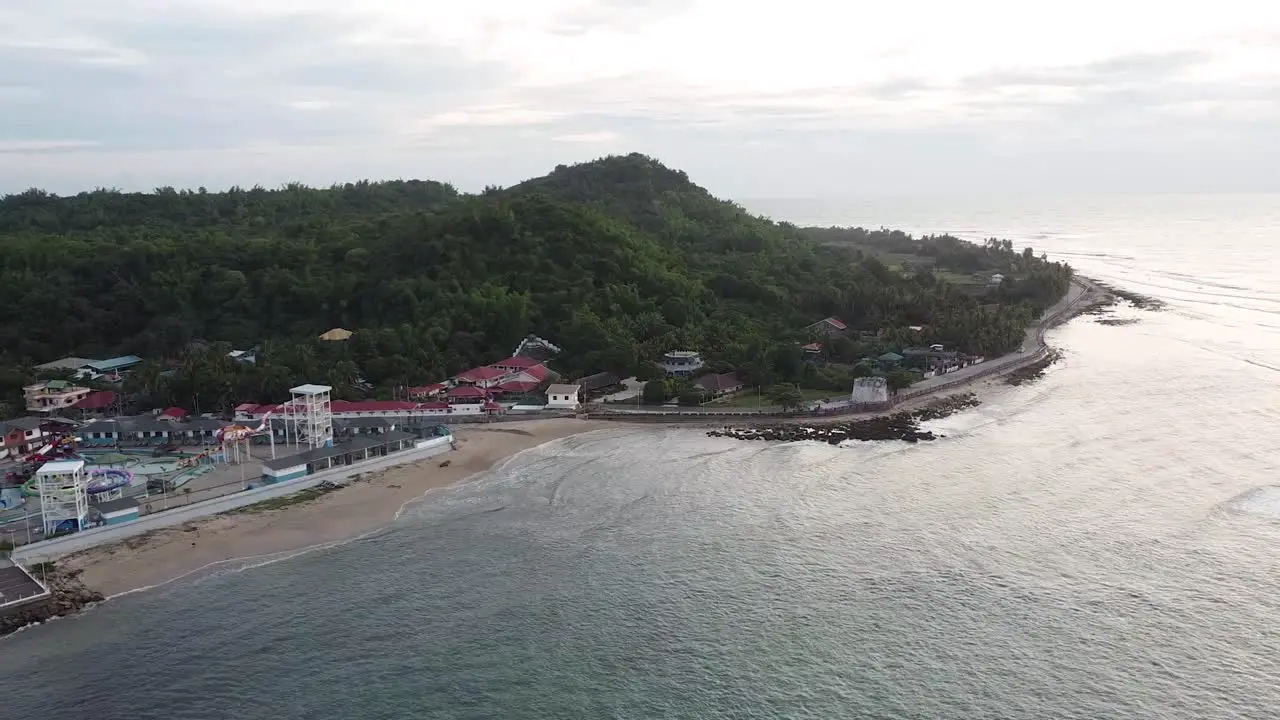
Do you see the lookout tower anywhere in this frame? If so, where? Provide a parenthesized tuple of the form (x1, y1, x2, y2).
(36, 459, 88, 535)
(285, 384, 333, 451)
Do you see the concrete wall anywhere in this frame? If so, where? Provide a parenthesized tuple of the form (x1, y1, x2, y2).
(12, 434, 455, 563)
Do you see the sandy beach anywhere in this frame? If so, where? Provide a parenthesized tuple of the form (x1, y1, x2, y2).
(61, 418, 611, 597)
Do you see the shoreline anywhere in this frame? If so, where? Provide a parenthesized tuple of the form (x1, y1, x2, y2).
(25, 280, 1107, 612)
(56, 418, 611, 598)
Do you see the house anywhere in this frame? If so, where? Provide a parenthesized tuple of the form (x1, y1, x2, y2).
(490, 356, 543, 373)
(506, 363, 550, 384)
(71, 390, 117, 418)
(801, 342, 824, 364)
(454, 366, 509, 388)
(158, 407, 188, 421)
(80, 355, 143, 377)
(804, 317, 848, 336)
(903, 347, 961, 373)
(24, 380, 92, 413)
(446, 385, 488, 404)
(492, 380, 541, 396)
(545, 384, 581, 410)
(228, 349, 257, 365)
(318, 328, 353, 341)
(694, 373, 744, 397)
(989, 273, 1005, 286)
(1, 417, 48, 455)
(91, 497, 140, 526)
(578, 372, 622, 397)
(660, 351, 704, 377)
(878, 352, 904, 368)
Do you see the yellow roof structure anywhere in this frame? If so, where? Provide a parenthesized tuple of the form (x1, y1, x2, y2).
(318, 327, 353, 341)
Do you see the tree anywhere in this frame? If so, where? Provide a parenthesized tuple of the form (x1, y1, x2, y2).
(767, 384, 803, 411)
(643, 380, 670, 404)
(678, 389, 705, 406)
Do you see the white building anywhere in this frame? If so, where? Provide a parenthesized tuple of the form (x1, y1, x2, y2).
(36, 459, 89, 535)
(660, 351, 704, 377)
(23, 380, 92, 413)
(545, 384, 582, 410)
(850, 377, 889, 405)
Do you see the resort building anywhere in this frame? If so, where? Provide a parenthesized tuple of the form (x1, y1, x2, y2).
(1, 417, 49, 456)
(70, 390, 117, 418)
(694, 373, 744, 397)
(660, 351, 704, 377)
(804, 317, 848, 336)
(545, 384, 581, 410)
(90, 497, 141, 526)
(75, 355, 143, 380)
(259, 430, 427, 485)
(34, 356, 98, 372)
(24, 380, 93, 414)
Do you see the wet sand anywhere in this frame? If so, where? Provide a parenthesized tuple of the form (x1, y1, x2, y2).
(61, 418, 610, 597)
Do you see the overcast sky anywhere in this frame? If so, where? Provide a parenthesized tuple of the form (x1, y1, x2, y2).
(3, 0, 1279, 198)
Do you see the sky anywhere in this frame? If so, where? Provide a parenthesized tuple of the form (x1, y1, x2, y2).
(2, 0, 1279, 198)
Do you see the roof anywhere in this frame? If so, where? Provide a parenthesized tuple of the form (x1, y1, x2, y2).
(801, 342, 823, 352)
(84, 355, 142, 372)
(493, 381, 539, 394)
(318, 328, 353, 341)
(879, 352, 905, 362)
(694, 373, 743, 392)
(664, 351, 700, 358)
(330, 400, 417, 413)
(290, 383, 332, 395)
(417, 402, 451, 410)
(43, 379, 73, 390)
(94, 497, 140, 515)
(455, 366, 507, 382)
(579, 372, 621, 392)
(263, 430, 419, 471)
(35, 357, 98, 371)
(546, 384, 581, 396)
(520, 364, 549, 382)
(334, 417, 393, 430)
(37, 459, 85, 474)
(71, 391, 116, 410)
(825, 317, 848, 330)
(407, 383, 447, 394)
(447, 386, 487, 399)
(159, 407, 187, 419)
(2, 417, 45, 432)
(490, 356, 541, 369)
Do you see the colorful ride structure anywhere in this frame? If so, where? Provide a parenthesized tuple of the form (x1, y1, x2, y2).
(215, 412, 273, 464)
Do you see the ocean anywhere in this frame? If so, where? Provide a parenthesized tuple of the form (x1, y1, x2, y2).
(3, 194, 1279, 719)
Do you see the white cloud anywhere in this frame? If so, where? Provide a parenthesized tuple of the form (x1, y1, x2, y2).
(0, 140, 100, 152)
(551, 131, 619, 143)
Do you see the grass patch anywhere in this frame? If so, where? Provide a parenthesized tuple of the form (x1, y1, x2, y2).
(714, 388, 839, 408)
(229, 484, 342, 515)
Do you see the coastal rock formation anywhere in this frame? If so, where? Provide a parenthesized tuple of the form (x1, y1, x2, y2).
(0, 564, 104, 638)
(708, 394, 980, 444)
(1005, 349, 1062, 386)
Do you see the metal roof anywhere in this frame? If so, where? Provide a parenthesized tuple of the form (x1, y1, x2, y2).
(94, 497, 140, 514)
(35, 356, 99, 371)
(84, 355, 142, 372)
(262, 431, 418, 472)
(290, 384, 332, 395)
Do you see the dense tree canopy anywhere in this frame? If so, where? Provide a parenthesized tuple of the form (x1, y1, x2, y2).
(0, 153, 1071, 416)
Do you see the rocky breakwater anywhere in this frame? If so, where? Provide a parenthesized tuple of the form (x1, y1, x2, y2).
(707, 393, 981, 445)
(0, 562, 104, 637)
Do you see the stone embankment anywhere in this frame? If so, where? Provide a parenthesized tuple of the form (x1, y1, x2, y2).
(0, 563, 103, 638)
(707, 393, 981, 444)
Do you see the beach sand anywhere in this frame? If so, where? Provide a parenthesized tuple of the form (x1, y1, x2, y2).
(62, 418, 610, 597)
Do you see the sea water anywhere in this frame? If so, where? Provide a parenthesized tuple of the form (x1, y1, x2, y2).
(2, 194, 1279, 719)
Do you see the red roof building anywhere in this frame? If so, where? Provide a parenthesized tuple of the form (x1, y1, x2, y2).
(454, 366, 508, 386)
(71, 390, 116, 412)
(490, 356, 541, 371)
(446, 386, 487, 403)
(508, 364, 549, 383)
(159, 407, 187, 420)
(493, 380, 540, 395)
(801, 342, 823, 352)
(406, 383, 447, 399)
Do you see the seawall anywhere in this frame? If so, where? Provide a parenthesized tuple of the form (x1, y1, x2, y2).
(11, 435, 455, 564)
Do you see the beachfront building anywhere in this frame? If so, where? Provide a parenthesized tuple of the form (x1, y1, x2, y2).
(36, 459, 89, 535)
(23, 380, 93, 414)
(660, 351, 704, 378)
(91, 497, 141, 526)
(258, 430, 426, 485)
(545, 384, 581, 410)
(694, 373, 744, 397)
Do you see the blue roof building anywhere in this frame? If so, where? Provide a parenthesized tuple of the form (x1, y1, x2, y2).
(82, 355, 143, 374)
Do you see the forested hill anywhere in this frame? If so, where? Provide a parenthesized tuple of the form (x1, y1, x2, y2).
(0, 153, 1071, 414)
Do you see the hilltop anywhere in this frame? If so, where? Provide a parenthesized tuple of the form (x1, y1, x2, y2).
(0, 153, 1070, 414)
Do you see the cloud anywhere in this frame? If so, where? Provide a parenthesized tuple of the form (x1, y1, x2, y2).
(2, 0, 1279, 195)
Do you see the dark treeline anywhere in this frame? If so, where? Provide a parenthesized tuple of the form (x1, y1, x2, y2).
(0, 153, 1071, 415)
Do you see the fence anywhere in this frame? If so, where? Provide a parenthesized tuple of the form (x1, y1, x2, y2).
(9, 435, 455, 563)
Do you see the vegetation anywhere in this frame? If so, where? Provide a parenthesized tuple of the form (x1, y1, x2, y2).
(0, 154, 1071, 416)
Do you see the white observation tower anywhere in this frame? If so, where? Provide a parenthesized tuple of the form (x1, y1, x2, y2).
(284, 384, 333, 451)
(36, 459, 89, 535)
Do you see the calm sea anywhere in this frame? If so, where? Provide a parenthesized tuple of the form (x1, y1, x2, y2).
(3, 194, 1279, 719)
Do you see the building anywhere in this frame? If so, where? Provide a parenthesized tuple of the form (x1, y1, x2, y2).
(851, 377, 890, 405)
(158, 407, 188, 421)
(545, 384, 581, 410)
(490, 356, 543, 374)
(70, 390, 117, 418)
(694, 373, 744, 397)
(34, 356, 99, 372)
(878, 352, 904, 368)
(1, 417, 47, 456)
(406, 384, 447, 400)
(661, 351, 704, 377)
(454, 366, 509, 388)
(23, 380, 92, 414)
(801, 342, 824, 364)
(318, 328, 353, 341)
(511, 334, 561, 362)
(91, 497, 140, 526)
(79, 355, 143, 377)
(259, 430, 425, 484)
(805, 317, 848, 336)
(78, 415, 224, 447)
(36, 459, 88, 535)
(989, 273, 1005, 286)
(578, 372, 623, 397)
(228, 349, 257, 365)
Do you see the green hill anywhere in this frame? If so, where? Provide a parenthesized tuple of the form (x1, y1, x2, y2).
(0, 153, 1070, 414)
